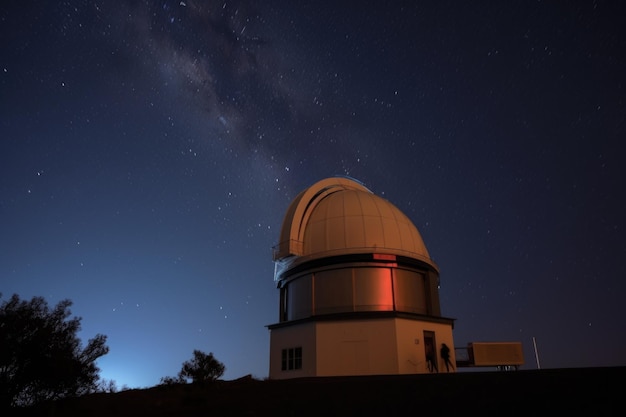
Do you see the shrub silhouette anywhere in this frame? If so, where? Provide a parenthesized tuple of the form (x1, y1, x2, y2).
(161, 350, 225, 385)
(0, 293, 109, 408)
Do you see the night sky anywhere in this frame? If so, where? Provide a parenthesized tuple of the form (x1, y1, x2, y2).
(2, 1, 625, 388)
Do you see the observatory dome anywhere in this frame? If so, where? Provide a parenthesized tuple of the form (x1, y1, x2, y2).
(274, 177, 437, 274)
(269, 177, 453, 380)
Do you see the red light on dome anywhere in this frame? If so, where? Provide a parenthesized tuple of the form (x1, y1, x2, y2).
(372, 254, 396, 261)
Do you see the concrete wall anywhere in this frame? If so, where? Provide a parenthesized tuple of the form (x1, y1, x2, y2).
(269, 317, 455, 379)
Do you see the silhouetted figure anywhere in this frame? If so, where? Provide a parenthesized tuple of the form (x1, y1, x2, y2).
(426, 344, 437, 373)
(440, 343, 454, 372)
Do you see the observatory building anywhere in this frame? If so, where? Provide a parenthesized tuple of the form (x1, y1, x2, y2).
(268, 177, 455, 379)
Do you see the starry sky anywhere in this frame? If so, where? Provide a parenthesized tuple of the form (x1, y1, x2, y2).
(2, 1, 625, 388)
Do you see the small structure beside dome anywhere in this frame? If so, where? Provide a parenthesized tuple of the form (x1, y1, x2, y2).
(267, 177, 456, 378)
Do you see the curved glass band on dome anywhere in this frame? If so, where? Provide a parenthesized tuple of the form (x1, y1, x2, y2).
(282, 265, 429, 321)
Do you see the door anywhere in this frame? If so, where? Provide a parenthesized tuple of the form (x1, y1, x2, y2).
(423, 331, 437, 373)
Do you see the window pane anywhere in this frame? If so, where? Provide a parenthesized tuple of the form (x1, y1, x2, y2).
(288, 274, 312, 320)
(281, 349, 287, 371)
(393, 269, 427, 314)
(294, 347, 302, 370)
(354, 267, 393, 311)
(314, 269, 353, 315)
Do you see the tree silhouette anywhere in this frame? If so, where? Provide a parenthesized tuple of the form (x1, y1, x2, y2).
(0, 294, 109, 408)
(161, 350, 225, 385)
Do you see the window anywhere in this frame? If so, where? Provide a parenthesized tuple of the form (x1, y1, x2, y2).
(281, 347, 302, 371)
(393, 269, 427, 314)
(314, 269, 352, 314)
(287, 275, 312, 320)
(353, 267, 393, 311)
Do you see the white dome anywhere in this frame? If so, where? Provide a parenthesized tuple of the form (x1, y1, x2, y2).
(274, 177, 437, 271)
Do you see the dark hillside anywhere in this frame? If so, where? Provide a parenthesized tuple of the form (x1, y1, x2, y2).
(10, 367, 622, 416)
